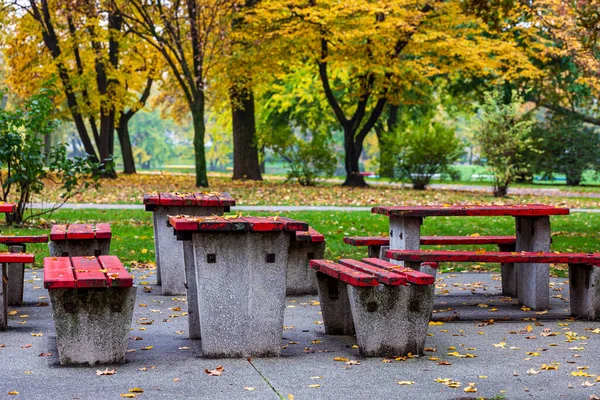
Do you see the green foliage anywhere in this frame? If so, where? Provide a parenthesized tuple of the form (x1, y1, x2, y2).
(530, 113, 600, 186)
(395, 120, 462, 189)
(0, 86, 100, 224)
(472, 90, 537, 197)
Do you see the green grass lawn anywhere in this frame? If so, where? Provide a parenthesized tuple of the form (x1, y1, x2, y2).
(2, 209, 598, 277)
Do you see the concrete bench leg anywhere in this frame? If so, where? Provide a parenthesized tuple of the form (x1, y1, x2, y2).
(48, 239, 111, 258)
(153, 206, 223, 295)
(7, 245, 25, 306)
(286, 241, 325, 295)
(48, 287, 136, 365)
(194, 232, 289, 358)
(368, 245, 382, 259)
(569, 264, 600, 320)
(0, 263, 7, 330)
(499, 243, 517, 297)
(347, 283, 434, 357)
(516, 216, 551, 310)
(315, 272, 355, 335)
(182, 240, 201, 340)
(378, 245, 390, 261)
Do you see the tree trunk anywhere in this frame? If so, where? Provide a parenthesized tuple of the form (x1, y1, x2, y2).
(342, 130, 367, 187)
(494, 186, 508, 197)
(192, 106, 209, 187)
(566, 174, 581, 186)
(231, 87, 262, 180)
(117, 114, 136, 174)
(375, 105, 398, 179)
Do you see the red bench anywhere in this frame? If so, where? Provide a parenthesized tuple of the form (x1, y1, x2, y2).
(0, 202, 16, 213)
(0, 235, 49, 306)
(43, 256, 136, 365)
(309, 258, 435, 357)
(287, 227, 326, 295)
(387, 249, 600, 318)
(0, 252, 35, 330)
(49, 223, 112, 257)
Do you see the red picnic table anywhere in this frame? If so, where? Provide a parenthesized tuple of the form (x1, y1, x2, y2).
(371, 204, 570, 310)
(169, 214, 308, 358)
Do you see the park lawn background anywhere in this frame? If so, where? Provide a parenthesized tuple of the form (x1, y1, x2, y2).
(1, 208, 598, 277)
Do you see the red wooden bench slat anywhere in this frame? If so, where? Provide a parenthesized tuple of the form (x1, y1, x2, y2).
(0, 202, 16, 213)
(181, 193, 197, 206)
(71, 257, 108, 288)
(295, 227, 325, 243)
(344, 235, 517, 247)
(50, 224, 68, 241)
(274, 216, 310, 232)
(98, 256, 133, 287)
(242, 216, 285, 232)
(361, 258, 435, 285)
(372, 204, 570, 218)
(169, 216, 201, 231)
(159, 192, 184, 206)
(386, 250, 600, 265)
(67, 224, 95, 240)
(198, 216, 235, 231)
(217, 192, 236, 207)
(195, 193, 220, 207)
(338, 259, 407, 286)
(220, 217, 250, 232)
(310, 260, 378, 287)
(43, 257, 76, 289)
(94, 223, 112, 239)
(143, 193, 160, 206)
(0, 252, 35, 264)
(0, 235, 48, 244)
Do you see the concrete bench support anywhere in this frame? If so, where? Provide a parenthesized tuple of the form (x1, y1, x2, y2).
(0, 262, 7, 330)
(183, 240, 201, 340)
(48, 239, 110, 258)
(569, 264, 600, 320)
(499, 243, 517, 297)
(348, 283, 434, 357)
(193, 232, 290, 358)
(152, 205, 223, 295)
(6, 245, 25, 306)
(315, 272, 355, 335)
(286, 230, 325, 295)
(49, 287, 136, 365)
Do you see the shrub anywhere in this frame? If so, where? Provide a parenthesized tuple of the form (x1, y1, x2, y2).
(395, 121, 462, 190)
(472, 90, 536, 197)
(0, 87, 100, 225)
(531, 112, 599, 186)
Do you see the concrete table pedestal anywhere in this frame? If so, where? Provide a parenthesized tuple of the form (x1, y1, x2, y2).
(286, 228, 326, 295)
(170, 214, 308, 358)
(144, 192, 235, 296)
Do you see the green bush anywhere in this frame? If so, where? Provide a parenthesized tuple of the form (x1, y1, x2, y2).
(395, 121, 462, 190)
(531, 113, 599, 186)
(0, 87, 100, 225)
(472, 90, 536, 197)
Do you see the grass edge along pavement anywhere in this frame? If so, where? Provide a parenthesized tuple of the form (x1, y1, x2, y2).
(1, 208, 599, 277)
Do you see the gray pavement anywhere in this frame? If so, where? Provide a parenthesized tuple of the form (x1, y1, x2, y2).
(2, 267, 600, 399)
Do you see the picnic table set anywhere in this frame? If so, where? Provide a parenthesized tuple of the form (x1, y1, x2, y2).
(1, 196, 599, 366)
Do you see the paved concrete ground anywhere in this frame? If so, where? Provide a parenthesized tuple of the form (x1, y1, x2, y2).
(2, 267, 600, 399)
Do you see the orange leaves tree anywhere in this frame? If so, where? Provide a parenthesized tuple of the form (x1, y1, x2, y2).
(242, 0, 538, 187)
(3, 0, 158, 175)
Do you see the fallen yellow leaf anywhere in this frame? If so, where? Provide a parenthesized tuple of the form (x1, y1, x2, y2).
(129, 388, 144, 393)
(397, 381, 415, 385)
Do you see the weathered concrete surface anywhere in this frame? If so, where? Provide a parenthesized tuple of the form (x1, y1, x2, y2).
(286, 240, 324, 295)
(6, 245, 24, 306)
(377, 245, 390, 261)
(193, 231, 290, 358)
(0, 263, 6, 330)
(348, 283, 434, 357)
(48, 239, 111, 258)
(48, 287, 136, 365)
(315, 272, 355, 335)
(182, 240, 201, 339)
(515, 216, 551, 310)
(152, 205, 223, 295)
(569, 264, 600, 320)
(499, 243, 517, 297)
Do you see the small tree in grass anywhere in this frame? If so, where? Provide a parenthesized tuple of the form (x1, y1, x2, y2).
(473, 90, 536, 197)
(395, 121, 462, 190)
(0, 87, 100, 225)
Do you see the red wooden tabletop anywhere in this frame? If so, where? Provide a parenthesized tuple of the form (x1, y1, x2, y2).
(372, 204, 570, 218)
(169, 215, 309, 233)
(0, 202, 16, 213)
(50, 223, 112, 241)
(143, 192, 236, 207)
